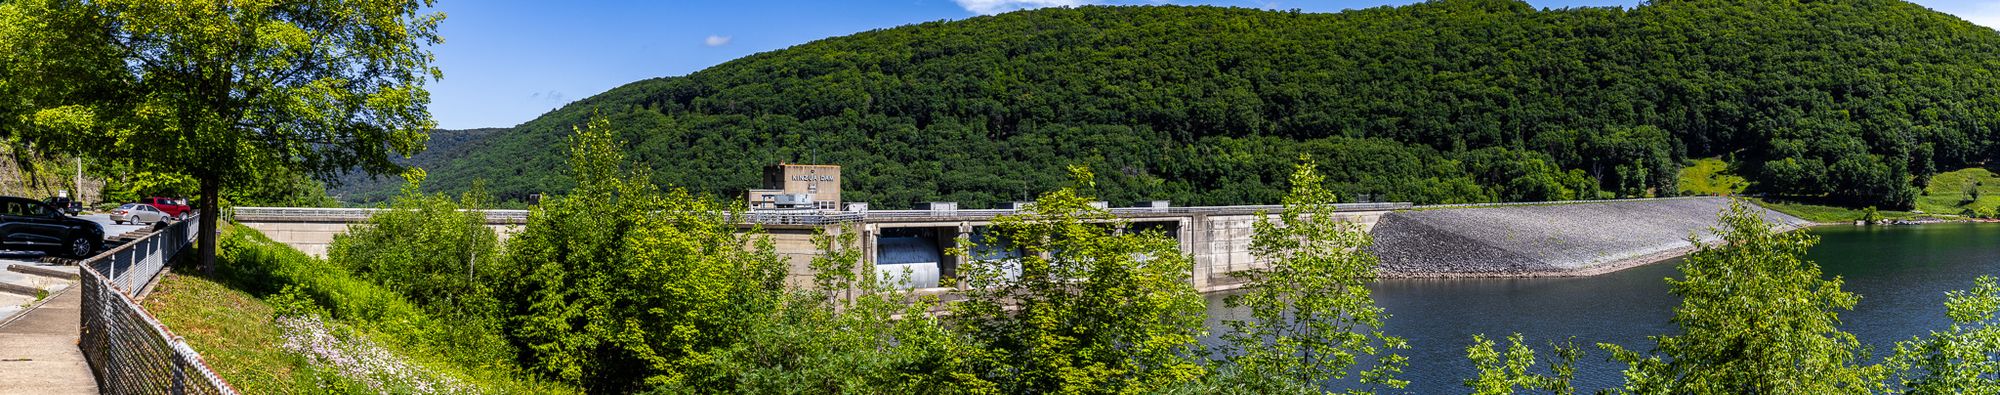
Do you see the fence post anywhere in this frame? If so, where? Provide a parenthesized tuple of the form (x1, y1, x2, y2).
(171, 359, 186, 395)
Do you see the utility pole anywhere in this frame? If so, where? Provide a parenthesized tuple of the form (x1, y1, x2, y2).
(74, 157, 82, 203)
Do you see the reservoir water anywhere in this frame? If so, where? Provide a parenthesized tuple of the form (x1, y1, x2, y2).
(1204, 222, 2000, 393)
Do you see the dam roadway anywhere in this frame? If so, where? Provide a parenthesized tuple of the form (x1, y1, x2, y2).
(232, 197, 1803, 293)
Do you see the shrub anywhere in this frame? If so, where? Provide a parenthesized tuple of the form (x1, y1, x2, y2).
(952, 165, 1207, 393)
(497, 116, 788, 392)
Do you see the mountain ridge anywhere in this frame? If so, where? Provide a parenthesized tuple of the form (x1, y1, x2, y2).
(359, 0, 2000, 209)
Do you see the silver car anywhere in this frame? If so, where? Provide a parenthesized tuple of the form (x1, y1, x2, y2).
(110, 203, 168, 225)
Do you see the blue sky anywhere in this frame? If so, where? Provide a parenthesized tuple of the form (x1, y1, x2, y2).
(424, 0, 2000, 129)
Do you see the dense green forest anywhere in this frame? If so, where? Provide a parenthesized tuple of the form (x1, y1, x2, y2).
(366, 0, 2000, 209)
(334, 128, 507, 203)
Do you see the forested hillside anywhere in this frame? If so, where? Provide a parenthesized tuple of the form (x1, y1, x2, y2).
(332, 128, 505, 203)
(399, 0, 2000, 209)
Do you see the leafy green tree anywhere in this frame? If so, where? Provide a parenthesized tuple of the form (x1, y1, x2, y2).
(1214, 157, 1407, 393)
(668, 225, 997, 394)
(498, 117, 787, 392)
(953, 165, 1208, 393)
(328, 168, 500, 321)
(1886, 276, 2000, 394)
(1464, 334, 1580, 395)
(0, 0, 442, 272)
(1602, 200, 1884, 394)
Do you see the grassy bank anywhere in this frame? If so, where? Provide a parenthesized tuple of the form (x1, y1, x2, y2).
(1751, 198, 1919, 224)
(1916, 168, 2000, 216)
(144, 225, 574, 394)
(1676, 157, 1749, 196)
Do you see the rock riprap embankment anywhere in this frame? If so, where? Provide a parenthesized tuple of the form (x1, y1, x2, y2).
(1369, 197, 1809, 277)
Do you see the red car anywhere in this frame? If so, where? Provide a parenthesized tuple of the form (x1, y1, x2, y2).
(142, 197, 192, 219)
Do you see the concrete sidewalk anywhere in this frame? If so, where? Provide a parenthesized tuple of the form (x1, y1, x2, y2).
(0, 288, 98, 395)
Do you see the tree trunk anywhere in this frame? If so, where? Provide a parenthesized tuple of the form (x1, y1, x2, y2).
(199, 174, 220, 275)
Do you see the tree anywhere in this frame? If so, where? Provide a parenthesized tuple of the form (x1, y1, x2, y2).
(328, 168, 500, 320)
(1602, 200, 1884, 394)
(0, 0, 442, 273)
(666, 225, 997, 394)
(1215, 156, 1408, 393)
(498, 116, 788, 392)
(952, 165, 1208, 393)
(1464, 334, 1580, 395)
(1886, 276, 2000, 394)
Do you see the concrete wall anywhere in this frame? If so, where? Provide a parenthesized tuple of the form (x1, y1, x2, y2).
(238, 222, 521, 258)
(1184, 211, 1384, 292)
(238, 208, 1397, 294)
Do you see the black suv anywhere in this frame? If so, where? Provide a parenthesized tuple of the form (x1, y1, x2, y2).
(1, 196, 103, 258)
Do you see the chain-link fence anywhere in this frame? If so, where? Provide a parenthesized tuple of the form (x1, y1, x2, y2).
(77, 216, 238, 394)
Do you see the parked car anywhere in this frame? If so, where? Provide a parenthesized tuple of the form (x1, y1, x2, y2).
(0, 196, 104, 258)
(142, 197, 192, 219)
(42, 196, 82, 215)
(111, 203, 170, 225)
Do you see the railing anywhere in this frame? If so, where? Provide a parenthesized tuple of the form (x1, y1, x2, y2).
(236, 202, 1415, 226)
(89, 217, 198, 296)
(78, 215, 238, 394)
(232, 207, 528, 224)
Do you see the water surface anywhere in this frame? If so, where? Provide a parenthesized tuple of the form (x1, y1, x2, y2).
(1204, 223, 2000, 393)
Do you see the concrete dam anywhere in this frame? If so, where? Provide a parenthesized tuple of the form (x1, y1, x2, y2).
(234, 197, 1802, 292)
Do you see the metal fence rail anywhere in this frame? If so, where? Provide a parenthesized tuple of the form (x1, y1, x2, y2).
(77, 216, 238, 394)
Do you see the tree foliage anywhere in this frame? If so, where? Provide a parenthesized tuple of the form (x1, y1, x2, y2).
(329, 169, 499, 323)
(953, 165, 1208, 393)
(664, 226, 997, 394)
(1464, 334, 1580, 395)
(1214, 156, 1407, 393)
(0, 0, 442, 269)
(495, 117, 788, 393)
(1602, 200, 1884, 394)
(383, 0, 1996, 209)
(1886, 276, 2000, 394)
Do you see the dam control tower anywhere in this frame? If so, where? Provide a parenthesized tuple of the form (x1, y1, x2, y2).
(746, 163, 841, 210)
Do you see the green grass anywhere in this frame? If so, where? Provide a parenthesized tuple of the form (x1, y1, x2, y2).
(1916, 168, 2000, 216)
(144, 225, 577, 394)
(1751, 198, 1918, 224)
(144, 273, 332, 392)
(1677, 157, 1749, 196)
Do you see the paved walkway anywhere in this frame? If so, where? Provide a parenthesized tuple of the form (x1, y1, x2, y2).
(0, 287, 98, 394)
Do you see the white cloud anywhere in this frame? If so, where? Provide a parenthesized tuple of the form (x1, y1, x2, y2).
(529, 90, 564, 102)
(704, 35, 732, 47)
(954, 0, 1093, 15)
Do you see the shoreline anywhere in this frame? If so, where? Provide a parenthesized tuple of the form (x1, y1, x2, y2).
(1376, 244, 1698, 280)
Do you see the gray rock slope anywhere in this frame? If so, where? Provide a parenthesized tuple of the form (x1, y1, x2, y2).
(1370, 197, 1810, 276)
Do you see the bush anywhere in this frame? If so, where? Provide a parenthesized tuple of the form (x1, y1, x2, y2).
(496, 116, 789, 392)
(326, 168, 509, 368)
(952, 166, 1208, 393)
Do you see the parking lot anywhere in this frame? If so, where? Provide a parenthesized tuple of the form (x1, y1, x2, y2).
(0, 213, 157, 261)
